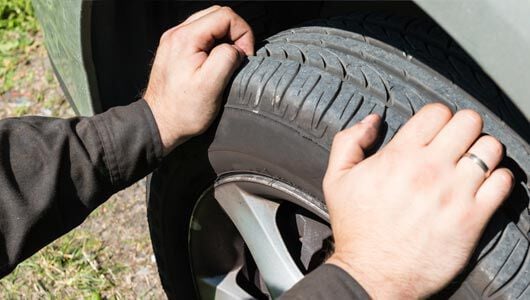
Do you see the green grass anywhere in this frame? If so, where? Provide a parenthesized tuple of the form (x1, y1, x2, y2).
(0, 3, 161, 298)
(0, 0, 37, 31)
(0, 0, 39, 94)
(0, 230, 126, 299)
(0, 2, 127, 297)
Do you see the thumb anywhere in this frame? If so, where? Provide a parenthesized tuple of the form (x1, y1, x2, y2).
(326, 114, 381, 176)
(198, 43, 243, 91)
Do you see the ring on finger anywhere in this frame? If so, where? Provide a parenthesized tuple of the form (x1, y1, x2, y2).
(462, 152, 490, 174)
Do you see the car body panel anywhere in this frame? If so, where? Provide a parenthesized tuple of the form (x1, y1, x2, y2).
(32, 0, 99, 116)
(33, 0, 529, 121)
(414, 0, 530, 120)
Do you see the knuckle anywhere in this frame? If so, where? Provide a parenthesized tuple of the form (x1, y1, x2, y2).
(159, 29, 172, 43)
(160, 28, 185, 45)
(172, 26, 188, 38)
(426, 102, 453, 118)
(218, 44, 240, 61)
(497, 169, 514, 186)
(481, 135, 503, 156)
(459, 109, 483, 127)
(220, 6, 235, 14)
(358, 122, 377, 139)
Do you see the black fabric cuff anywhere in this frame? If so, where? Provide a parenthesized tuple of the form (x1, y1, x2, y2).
(280, 264, 371, 300)
(90, 99, 164, 187)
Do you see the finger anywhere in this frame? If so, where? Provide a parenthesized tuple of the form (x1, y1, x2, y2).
(475, 168, 514, 222)
(455, 135, 504, 195)
(429, 109, 483, 162)
(326, 114, 382, 175)
(160, 6, 222, 42)
(177, 5, 221, 28)
(198, 43, 243, 90)
(389, 103, 452, 148)
(183, 6, 255, 56)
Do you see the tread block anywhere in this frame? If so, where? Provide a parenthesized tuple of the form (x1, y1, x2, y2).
(227, 17, 530, 299)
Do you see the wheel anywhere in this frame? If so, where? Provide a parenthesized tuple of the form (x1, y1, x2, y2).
(147, 13, 530, 300)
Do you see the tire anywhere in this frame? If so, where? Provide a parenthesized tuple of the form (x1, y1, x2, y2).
(148, 13, 530, 300)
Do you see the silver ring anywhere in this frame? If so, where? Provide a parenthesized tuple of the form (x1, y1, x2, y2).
(463, 153, 489, 174)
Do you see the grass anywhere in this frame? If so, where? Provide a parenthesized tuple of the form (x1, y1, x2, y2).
(0, 1, 128, 298)
(0, 0, 70, 118)
(0, 2, 164, 298)
(0, 0, 39, 95)
(0, 231, 126, 299)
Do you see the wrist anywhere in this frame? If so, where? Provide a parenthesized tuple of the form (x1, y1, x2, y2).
(144, 96, 192, 155)
(327, 253, 418, 300)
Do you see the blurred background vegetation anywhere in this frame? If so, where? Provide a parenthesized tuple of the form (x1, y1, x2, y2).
(0, 0, 38, 95)
(0, 1, 164, 298)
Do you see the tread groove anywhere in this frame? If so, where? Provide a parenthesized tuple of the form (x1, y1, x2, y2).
(485, 238, 521, 295)
(340, 94, 364, 131)
(147, 10, 530, 300)
(317, 81, 343, 128)
(224, 15, 530, 300)
(254, 62, 281, 107)
(291, 74, 321, 121)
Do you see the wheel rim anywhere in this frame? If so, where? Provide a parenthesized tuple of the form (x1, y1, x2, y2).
(189, 174, 332, 299)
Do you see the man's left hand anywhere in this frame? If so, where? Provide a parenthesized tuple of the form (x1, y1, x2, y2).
(144, 5, 254, 154)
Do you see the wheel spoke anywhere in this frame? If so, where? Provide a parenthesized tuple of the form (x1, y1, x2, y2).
(197, 267, 254, 300)
(215, 183, 304, 298)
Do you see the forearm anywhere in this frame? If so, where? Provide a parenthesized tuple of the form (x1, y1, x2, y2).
(0, 99, 163, 277)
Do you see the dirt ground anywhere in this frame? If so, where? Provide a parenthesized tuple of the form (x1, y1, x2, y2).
(0, 32, 166, 299)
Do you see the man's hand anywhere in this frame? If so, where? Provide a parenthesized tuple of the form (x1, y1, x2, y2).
(144, 6, 254, 154)
(323, 104, 514, 299)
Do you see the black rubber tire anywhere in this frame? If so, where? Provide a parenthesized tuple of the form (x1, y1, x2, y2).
(148, 13, 530, 300)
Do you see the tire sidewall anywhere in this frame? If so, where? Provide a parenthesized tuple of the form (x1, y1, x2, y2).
(148, 105, 331, 299)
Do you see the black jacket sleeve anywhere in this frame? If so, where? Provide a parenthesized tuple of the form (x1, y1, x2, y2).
(0, 99, 163, 277)
(280, 264, 371, 300)
(0, 98, 370, 299)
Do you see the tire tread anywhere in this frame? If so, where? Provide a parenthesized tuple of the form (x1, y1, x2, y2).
(225, 14, 530, 300)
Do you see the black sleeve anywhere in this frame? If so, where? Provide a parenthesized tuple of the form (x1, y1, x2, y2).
(0, 99, 163, 278)
(280, 264, 371, 300)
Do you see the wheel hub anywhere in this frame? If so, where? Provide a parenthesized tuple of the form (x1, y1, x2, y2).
(188, 174, 331, 299)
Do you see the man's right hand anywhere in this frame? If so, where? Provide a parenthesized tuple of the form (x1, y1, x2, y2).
(323, 104, 514, 299)
(144, 6, 254, 155)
